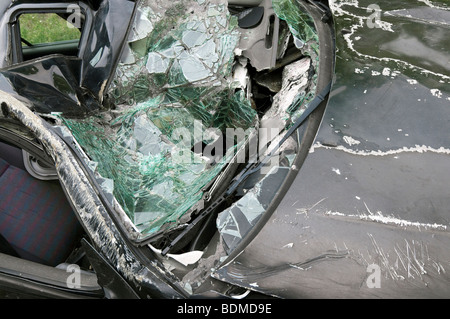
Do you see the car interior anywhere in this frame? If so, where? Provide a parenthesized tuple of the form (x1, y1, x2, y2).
(0, 140, 84, 266)
(0, 5, 89, 273)
(0, 137, 103, 297)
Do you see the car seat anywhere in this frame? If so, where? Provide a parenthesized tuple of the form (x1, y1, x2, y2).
(0, 155, 83, 266)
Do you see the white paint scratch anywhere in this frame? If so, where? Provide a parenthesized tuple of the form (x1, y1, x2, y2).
(329, 0, 450, 82)
(312, 142, 450, 157)
(332, 168, 341, 175)
(361, 213, 447, 231)
(431, 89, 443, 98)
(343, 135, 361, 146)
(326, 206, 447, 231)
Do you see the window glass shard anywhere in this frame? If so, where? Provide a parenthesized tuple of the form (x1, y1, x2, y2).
(57, 0, 320, 243)
(59, 0, 258, 238)
(273, 0, 319, 56)
(217, 166, 290, 253)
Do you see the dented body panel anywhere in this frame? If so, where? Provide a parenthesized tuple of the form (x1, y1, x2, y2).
(214, 0, 450, 298)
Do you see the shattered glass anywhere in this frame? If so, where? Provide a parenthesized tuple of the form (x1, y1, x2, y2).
(273, 0, 319, 56)
(60, 0, 257, 237)
(217, 166, 290, 253)
(58, 0, 320, 240)
(216, 0, 321, 251)
(110, 0, 242, 106)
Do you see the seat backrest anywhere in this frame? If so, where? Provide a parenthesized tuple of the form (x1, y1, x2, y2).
(0, 156, 83, 266)
(0, 141, 25, 170)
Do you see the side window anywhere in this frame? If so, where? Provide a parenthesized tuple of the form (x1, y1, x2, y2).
(16, 11, 84, 62)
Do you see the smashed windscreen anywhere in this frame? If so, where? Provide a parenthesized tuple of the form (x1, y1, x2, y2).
(57, 0, 319, 240)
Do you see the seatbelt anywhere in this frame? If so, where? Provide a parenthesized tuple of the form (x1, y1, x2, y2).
(162, 80, 332, 255)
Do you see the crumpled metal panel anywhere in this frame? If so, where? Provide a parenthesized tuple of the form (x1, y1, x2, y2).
(0, 0, 136, 115)
(0, 56, 93, 115)
(80, 0, 136, 102)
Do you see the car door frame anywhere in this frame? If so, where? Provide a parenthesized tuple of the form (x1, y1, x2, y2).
(2, 1, 93, 66)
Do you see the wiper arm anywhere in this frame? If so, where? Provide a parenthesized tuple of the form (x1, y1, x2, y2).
(161, 80, 332, 256)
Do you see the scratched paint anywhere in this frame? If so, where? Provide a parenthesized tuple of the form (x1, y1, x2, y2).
(311, 142, 450, 156)
(326, 209, 448, 231)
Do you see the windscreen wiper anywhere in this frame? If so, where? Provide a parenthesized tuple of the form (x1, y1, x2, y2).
(161, 80, 332, 256)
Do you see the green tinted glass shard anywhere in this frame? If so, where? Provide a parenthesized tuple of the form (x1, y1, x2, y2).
(273, 0, 319, 55)
(60, 0, 258, 238)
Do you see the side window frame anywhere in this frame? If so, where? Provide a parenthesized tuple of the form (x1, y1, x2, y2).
(8, 3, 92, 64)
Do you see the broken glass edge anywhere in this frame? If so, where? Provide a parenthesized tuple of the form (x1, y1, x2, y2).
(52, 124, 143, 238)
(216, 166, 291, 253)
(58, 107, 256, 239)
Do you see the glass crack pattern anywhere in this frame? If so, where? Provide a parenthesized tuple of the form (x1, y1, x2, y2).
(58, 0, 319, 239)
